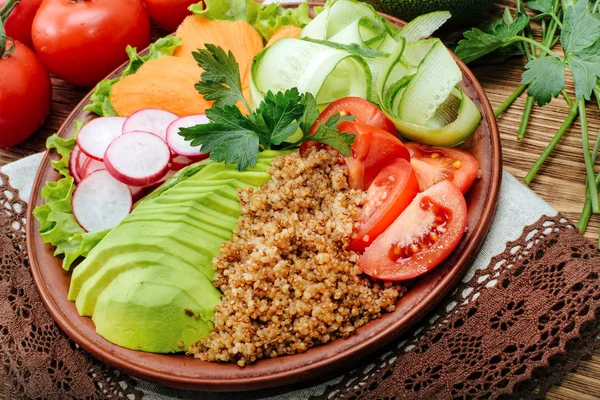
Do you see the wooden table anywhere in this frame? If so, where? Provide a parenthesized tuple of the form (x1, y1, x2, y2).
(2, 3, 600, 398)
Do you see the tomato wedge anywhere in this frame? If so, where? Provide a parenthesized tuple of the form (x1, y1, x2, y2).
(340, 122, 410, 190)
(357, 180, 467, 281)
(310, 97, 396, 135)
(406, 142, 480, 194)
(348, 159, 419, 253)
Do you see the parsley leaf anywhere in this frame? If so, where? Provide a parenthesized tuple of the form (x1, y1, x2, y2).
(299, 92, 320, 135)
(193, 44, 249, 110)
(304, 121, 356, 157)
(253, 88, 305, 146)
(179, 106, 260, 171)
(527, 0, 553, 13)
(567, 40, 600, 100)
(455, 12, 529, 64)
(522, 56, 566, 106)
(561, 0, 600, 55)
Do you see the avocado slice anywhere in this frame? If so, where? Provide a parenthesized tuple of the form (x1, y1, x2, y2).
(93, 265, 221, 353)
(129, 200, 239, 230)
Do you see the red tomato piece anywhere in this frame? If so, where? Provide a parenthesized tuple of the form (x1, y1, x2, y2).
(340, 122, 410, 190)
(0, 41, 52, 148)
(357, 180, 467, 281)
(31, 0, 151, 87)
(309, 97, 396, 135)
(406, 142, 480, 194)
(0, 0, 43, 48)
(348, 158, 419, 253)
(299, 96, 396, 157)
(144, 0, 197, 32)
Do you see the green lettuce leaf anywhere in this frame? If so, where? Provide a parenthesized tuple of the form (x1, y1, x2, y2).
(189, 0, 311, 41)
(83, 36, 182, 117)
(33, 123, 110, 270)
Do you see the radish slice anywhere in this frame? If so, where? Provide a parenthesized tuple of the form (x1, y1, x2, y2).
(70, 146, 82, 183)
(81, 158, 105, 180)
(166, 115, 210, 157)
(123, 109, 178, 142)
(76, 148, 89, 179)
(129, 185, 147, 201)
(104, 131, 171, 187)
(72, 170, 132, 232)
(76, 117, 126, 161)
(170, 155, 206, 171)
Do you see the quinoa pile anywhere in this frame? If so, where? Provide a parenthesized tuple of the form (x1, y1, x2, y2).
(188, 150, 405, 366)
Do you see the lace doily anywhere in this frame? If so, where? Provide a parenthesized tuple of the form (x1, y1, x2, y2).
(317, 216, 600, 399)
(0, 172, 143, 400)
(2, 170, 599, 399)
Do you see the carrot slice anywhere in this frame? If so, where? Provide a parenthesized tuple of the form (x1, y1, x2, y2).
(110, 57, 212, 117)
(174, 16, 263, 88)
(266, 25, 302, 47)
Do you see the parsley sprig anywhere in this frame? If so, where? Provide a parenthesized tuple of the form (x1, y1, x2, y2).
(179, 45, 355, 171)
(455, 0, 600, 241)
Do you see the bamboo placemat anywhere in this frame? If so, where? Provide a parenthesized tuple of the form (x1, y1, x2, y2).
(1, 3, 599, 397)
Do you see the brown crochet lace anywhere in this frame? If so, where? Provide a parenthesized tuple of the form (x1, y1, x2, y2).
(1, 170, 599, 399)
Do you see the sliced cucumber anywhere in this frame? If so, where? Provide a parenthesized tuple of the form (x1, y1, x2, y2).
(427, 88, 462, 129)
(395, 11, 451, 43)
(328, 16, 387, 48)
(387, 89, 481, 146)
(402, 39, 437, 69)
(251, 38, 371, 107)
(397, 40, 462, 125)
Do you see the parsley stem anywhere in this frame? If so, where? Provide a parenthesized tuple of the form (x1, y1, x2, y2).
(594, 0, 600, 13)
(518, 96, 534, 140)
(495, 84, 527, 118)
(579, 98, 600, 213)
(530, 13, 563, 29)
(578, 130, 600, 233)
(515, 36, 560, 58)
(525, 101, 579, 185)
(562, 90, 573, 108)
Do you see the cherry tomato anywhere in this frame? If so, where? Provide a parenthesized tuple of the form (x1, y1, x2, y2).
(0, 41, 51, 148)
(357, 180, 467, 281)
(144, 0, 197, 32)
(31, 0, 151, 87)
(311, 97, 396, 135)
(406, 142, 480, 194)
(340, 121, 410, 190)
(348, 159, 419, 253)
(0, 0, 43, 48)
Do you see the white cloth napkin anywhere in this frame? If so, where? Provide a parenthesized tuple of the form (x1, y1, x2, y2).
(2, 151, 557, 399)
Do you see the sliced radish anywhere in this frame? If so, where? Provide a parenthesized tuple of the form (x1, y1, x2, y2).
(166, 114, 210, 157)
(72, 170, 132, 232)
(104, 131, 171, 187)
(69, 146, 82, 183)
(76, 148, 89, 179)
(76, 117, 126, 161)
(129, 185, 147, 201)
(123, 109, 178, 142)
(170, 155, 206, 171)
(81, 158, 105, 180)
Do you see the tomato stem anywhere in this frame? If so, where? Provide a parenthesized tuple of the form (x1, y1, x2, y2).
(0, 0, 19, 58)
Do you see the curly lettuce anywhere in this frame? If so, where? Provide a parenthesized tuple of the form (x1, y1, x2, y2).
(189, 0, 311, 41)
(33, 123, 109, 270)
(84, 36, 182, 117)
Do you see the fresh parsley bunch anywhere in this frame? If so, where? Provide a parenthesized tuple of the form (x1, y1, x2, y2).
(178, 44, 355, 171)
(455, 0, 600, 242)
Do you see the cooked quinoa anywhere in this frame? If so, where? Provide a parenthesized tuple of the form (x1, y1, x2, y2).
(188, 150, 406, 366)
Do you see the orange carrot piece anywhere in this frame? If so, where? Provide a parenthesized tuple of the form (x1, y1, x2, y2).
(110, 56, 212, 117)
(266, 25, 302, 47)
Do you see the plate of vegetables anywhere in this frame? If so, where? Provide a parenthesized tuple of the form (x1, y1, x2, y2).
(26, 0, 501, 391)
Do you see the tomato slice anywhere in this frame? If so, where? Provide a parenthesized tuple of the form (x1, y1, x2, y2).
(348, 159, 419, 253)
(357, 180, 467, 281)
(340, 121, 410, 190)
(311, 97, 396, 135)
(406, 142, 480, 194)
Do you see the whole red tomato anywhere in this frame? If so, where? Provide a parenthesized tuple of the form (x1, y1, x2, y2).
(31, 0, 151, 87)
(0, 0, 43, 48)
(144, 0, 198, 32)
(0, 41, 51, 148)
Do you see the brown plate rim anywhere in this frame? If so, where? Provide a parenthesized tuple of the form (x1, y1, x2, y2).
(26, 4, 502, 392)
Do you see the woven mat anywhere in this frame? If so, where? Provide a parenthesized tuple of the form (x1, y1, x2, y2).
(2, 152, 600, 399)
